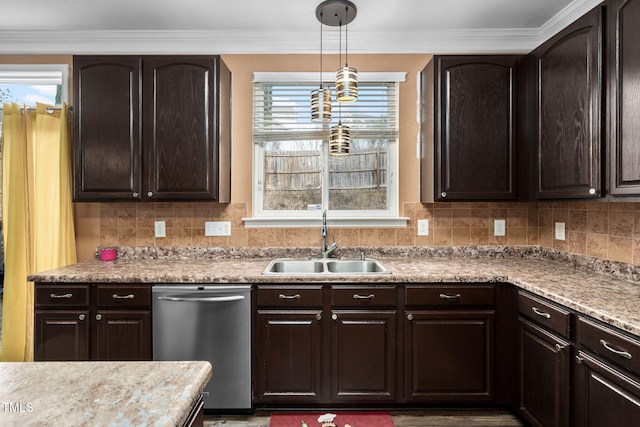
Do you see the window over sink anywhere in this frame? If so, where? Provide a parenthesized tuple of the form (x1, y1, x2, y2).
(248, 72, 406, 227)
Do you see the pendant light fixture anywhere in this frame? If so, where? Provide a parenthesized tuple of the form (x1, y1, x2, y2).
(335, 2, 358, 103)
(310, 8, 331, 122)
(314, 0, 357, 156)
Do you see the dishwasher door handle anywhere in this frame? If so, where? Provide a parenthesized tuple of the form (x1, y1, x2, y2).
(157, 295, 246, 303)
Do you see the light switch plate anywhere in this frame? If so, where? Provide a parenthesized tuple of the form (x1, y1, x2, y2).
(154, 221, 166, 238)
(555, 222, 566, 241)
(417, 219, 429, 236)
(494, 219, 506, 236)
(205, 221, 231, 236)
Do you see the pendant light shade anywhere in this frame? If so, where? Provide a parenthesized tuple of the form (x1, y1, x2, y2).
(330, 122, 350, 156)
(336, 65, 358, 103)
(311, 87, 332, 123)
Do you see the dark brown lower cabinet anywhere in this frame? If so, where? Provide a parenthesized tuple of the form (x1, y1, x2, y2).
(34, 283, 151, 361)
(575, 350, 640, 426)
(255, 310, 323, 403)
(405, 309, 495, 402)
(330, 310, 397, 402)
(34, 310, 91, 361)
(95, 310, 151, 360)
(518, 317, 571, 427)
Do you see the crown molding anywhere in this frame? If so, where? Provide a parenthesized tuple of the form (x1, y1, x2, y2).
(538, 0, 603, 42)
(0, 0, 605, 55)
(0, 28, 540, 55)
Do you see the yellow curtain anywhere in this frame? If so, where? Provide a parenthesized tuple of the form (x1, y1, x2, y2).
(1, 102, 77, 362)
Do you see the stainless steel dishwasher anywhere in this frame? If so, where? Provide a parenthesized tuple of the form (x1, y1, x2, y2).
(152, 285, 252, 412)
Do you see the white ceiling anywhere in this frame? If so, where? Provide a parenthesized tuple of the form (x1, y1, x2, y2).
(0, 0, 603, 54)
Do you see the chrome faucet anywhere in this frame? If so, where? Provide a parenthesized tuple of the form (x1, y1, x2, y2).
(321, 209, 337, 258)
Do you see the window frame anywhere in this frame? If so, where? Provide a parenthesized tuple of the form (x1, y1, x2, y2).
(247, 72, 407, 227)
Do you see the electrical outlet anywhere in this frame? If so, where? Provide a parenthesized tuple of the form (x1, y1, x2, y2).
(205, 221, 231, 236)
(417, 219, 429, 236)
(494, 219, 506, 236)
(154, 221, 166, 238)
(555, 222, 566, 241)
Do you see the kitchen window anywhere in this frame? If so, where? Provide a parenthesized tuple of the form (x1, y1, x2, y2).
(249, 72, 406, 227)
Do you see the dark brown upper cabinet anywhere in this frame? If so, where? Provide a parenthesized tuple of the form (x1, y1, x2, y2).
(608, 0, 640, 196)
(533, 7, 603, 199)
(73, 55, 231, 202)
(421, 55, 520, 202)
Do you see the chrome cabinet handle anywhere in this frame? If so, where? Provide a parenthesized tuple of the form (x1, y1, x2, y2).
(353, 294, 374, 300)
(316, 313, 322, 321)
(600, 339, 633, 360)
(407, 314, 413, 321)
(555, 344, 566, 352)
(50, 293, 72, 299)
(78, 314, 85, 321)
(147, 191, 153, 197)
(112, 293, 134, 299)
(332, 313, 338, 321)
(278, 293, 301, 299)
(132, 192, 139, 198)
(532, 307, 551, 319)
(95, 314, 102, 321)
(576, 356, 583, 364)
(439, 293, 461, 300)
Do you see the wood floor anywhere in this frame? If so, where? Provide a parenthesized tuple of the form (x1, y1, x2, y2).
(204, 410, 525, 426)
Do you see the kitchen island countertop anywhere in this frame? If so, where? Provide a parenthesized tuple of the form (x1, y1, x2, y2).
(28, 252, 640, 337)
(0, 360, 211, 426)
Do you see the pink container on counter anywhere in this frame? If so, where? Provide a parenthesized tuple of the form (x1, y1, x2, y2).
(100, 248, 116, 261)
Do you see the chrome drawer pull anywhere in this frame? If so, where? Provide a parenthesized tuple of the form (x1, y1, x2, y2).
(555, 344, 566, 352)
(50, 293, 72, 299)
(112, 293, 134, 299)
(278, 293, 301, 299)
(353, 294, 375, 300)
(600, 339, 633, 360)
(532, 307, 551, 319)
(439, 293, 461, 300)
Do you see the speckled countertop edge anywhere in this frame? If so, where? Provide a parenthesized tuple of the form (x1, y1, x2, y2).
(0, 361, 212, 426)
(28, 245, 640, 337)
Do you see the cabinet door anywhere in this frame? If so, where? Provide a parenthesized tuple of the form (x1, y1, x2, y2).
(535, 7, 602, 199)
(73, 56, 142, 201)
(575, 350, 640, 426)
(34, 310, 90, 361)
(609, 0, 640, 195)
(255, 311, 323, 403)
(330, 310, 397, 402)
(518, 318, 571, 427)
(405, 310, 494, 402)
(144, 56, 220, 200)
(433, 56, 519, 201)
(94, 310, 151, 361)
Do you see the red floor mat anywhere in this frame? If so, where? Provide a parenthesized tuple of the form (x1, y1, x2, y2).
(269, 411, 394, 427)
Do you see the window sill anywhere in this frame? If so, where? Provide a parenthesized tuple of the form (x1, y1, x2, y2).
(242, 216, 410, 228)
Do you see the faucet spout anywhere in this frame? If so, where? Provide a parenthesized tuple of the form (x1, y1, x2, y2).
(321, 209, 336, 258)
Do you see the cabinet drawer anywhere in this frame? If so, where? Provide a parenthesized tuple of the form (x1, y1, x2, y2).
(518, 291, 571, 338)
(257, 286, 323, 308)
(331, 285, 397, 307)
(578, 316, 640, 377)
(96, 285, 151, 308)
(35, 285, 90, 307)
(405, 285, 495, 307)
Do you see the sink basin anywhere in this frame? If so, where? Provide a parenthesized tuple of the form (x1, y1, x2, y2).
(326, 260, 389, 274)
(265, 259, 324, 274)
(262, 258, 391, 275)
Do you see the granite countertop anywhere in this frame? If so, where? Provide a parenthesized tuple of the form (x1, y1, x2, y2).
(28, 246, 640, 337)
(0, 361, 211, 426)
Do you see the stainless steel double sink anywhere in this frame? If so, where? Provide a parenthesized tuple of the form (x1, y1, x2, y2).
(262, 258, 391, 275)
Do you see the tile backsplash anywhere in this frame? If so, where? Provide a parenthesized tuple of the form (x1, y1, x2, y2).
(99, 201, 640, 266)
